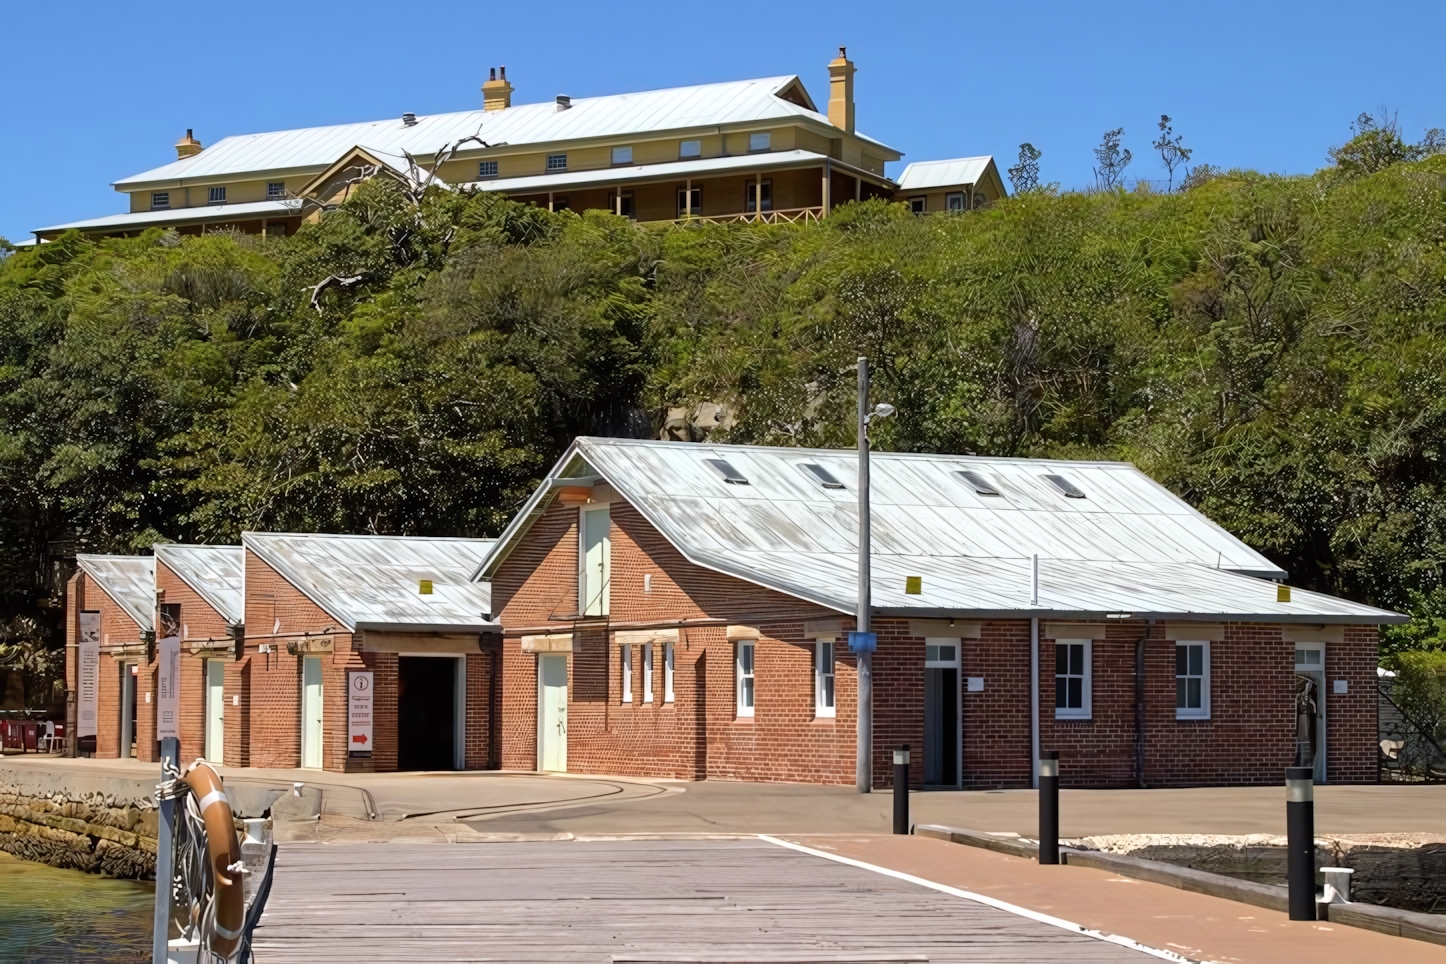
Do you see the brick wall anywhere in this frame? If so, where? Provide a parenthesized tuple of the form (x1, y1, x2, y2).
(156, 560, 233, 765)
(63, 571, 147, 760)
(1329, 625, 1379, 784)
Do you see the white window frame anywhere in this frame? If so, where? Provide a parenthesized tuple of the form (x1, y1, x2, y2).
(748, 131, 772, 152)
(679, 139, 702, 159)
(208, 186, 226, 205)
(1294, 642, 1325, 672)
(945, 191, 965, 212)
(546, 153, 568, 172)
(642, 643, 654, 704)
(611, 145, 633, 165)
(909, 197, 925, 214)
(579, 505, 610, 616)
(1175, 640, 1211, 720)
(1054, 639, 1092, 720)
(151, 192, 170, 210)
(736, 641, 755, 717)
(815, 640, 836, 718)
(925, 641, 960, 668)
(477, 160, 498, 179)
(620, 643, 632, 703)
(664, 642, 675, 703)
(266, 181, 286, 199)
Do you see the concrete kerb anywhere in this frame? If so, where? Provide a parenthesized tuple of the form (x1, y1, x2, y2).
(915, 822, 1446, 948)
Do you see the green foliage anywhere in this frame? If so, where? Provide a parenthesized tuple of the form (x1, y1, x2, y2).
(1328, 110, 1445, 179)
(1380, 649, 1446, 771)
(2, 156, 1446, 659)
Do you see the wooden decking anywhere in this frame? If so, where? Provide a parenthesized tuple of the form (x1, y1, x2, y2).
(251, 838, 1165, 962)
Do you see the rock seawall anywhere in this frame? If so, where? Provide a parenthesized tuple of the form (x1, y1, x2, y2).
(0, 778, 158, 880)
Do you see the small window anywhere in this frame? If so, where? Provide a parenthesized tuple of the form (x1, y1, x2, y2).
(546, 153, 567, 172)
(1176, 641, 1210, 719)
(704, 458, 749, 485)
(925, 642, 959, 666)
(677, 187, 701, 217)
(1054, 640, 1091, 719)
(909, 197, 925, 214)
(477, 160, 498, 179)
(744, 179, 772, 213)
(815, 641, 835, 717)
(266, 182, 286, 199)
(748, 131, 772, 152)
(151, 192, 170, 210)
(679, 139, 702, 159)
(621, 643, 633, 703)
(642, 643, 654, 704)
(946, 192, 965, 212)
(1295, 646, 1323, 668)
(954, 470, 999, 496)
(664, 642, 675, 703)
(1042, 473, 1086, 498)
(208, 186, 226, 205)
(736, 641, 755, 717)
(799, 462, 845, 490)
(611, 145, 633, 165)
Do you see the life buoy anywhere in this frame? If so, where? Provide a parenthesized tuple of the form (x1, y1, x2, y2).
(181, 760, 244, 958)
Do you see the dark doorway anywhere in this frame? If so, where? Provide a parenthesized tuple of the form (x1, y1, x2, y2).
(398, 657, 457, 771)
(924, 666, 959, 786)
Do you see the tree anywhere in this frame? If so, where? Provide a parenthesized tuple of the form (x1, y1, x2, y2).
(1152, 115, 1193, 192)
(1007, 143, 1042, 194)
(1329, 108, 1445, 178)
(1092, 128, 1131, 191)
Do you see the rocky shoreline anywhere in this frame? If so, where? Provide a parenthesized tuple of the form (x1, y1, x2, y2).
(0, 783, 158, 880)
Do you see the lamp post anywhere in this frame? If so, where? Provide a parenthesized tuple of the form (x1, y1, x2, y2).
(851, 356, 894, 793)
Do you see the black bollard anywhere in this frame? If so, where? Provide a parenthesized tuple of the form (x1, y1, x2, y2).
(1038, 750, 1059, 864)
(893, 745, 910, 834)
(1286, 766, 1316, 920)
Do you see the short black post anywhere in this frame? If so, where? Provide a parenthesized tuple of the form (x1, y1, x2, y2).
(892, 745, 910, 834)
(1286, 765, 1316, 920)
(1038, 750, 1059, 864)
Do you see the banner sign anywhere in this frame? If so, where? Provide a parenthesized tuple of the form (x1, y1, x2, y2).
(847, 631, 877, 653)
(348, 671, 374, 757)
(157, 603, 182, 740)
(77, 612, 101, 738)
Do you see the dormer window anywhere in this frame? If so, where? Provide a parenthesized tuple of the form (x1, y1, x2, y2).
(208, 186, 226, 205)
(611, 146, 633, 165)
(151, 192, 170, 210)
(748, 132, 772, 153)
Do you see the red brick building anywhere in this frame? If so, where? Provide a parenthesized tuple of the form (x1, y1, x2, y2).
(67, 555, 154, 760)
(476, 438, 1404, 788)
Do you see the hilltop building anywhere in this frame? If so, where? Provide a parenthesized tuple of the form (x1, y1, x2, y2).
(32, 50, 1006, 242)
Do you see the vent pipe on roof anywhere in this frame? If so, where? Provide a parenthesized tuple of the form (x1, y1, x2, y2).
(401, 112, 418, 126)
(827, 46, 855, 134)
(556, 94, 572, 112)
(482, 65, 513, 112)
(175, 128, 203, 159)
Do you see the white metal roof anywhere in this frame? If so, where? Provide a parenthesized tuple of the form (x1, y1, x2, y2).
(154, 544, 244, 627)
(75, 554, 156, 632)
(36, 199, 303, 235)
(478, 438, 1403, 624)
(462, 150, 878, 195)
(114, 77, 897, 189)
(895, 156, 995, 192)
(243, 532, 497, 633)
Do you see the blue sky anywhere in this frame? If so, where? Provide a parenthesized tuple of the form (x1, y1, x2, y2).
(3, 0, 1442, 242)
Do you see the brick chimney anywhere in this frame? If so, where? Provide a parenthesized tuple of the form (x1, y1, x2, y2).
(482, 66, 513, 112)
(175, 129, 203, 159)
(827, 47, 855, 134)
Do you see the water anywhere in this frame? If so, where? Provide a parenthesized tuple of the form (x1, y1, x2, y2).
(0, 852, 153, 963)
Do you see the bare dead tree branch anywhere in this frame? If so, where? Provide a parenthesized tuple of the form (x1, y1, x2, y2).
(306, 274, 364, 312)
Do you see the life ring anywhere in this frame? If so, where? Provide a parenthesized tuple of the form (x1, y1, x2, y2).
(181, 760, 244, 958)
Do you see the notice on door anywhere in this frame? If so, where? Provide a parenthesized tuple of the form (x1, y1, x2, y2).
(77, 612, 100, 738)
(156, 603, 181, 740)
(348, 671, 373, 757)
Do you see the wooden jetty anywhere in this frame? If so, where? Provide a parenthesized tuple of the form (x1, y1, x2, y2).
(251, 837, 1165, 962)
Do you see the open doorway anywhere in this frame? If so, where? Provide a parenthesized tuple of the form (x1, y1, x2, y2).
(924, 640, 960, 787)
(1294, 643, 1327, 782)
(398, 656, 461, 771)
(120, 663, 137, 759)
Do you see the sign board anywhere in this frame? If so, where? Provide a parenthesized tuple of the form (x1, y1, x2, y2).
(348, 671, 373, 757)
(78, 612, 101, 738)
(157, 603, 182, 740)
(846, 631, 877, 653)
(286, 636, 334, 656)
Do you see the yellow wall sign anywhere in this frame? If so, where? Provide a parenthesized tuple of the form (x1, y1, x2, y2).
(1276, 584, 1291, 603)
(905, 576, 922, 595)
(419, 579, 433, 595)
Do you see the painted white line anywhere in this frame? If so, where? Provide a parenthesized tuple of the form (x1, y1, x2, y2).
(759, 835, 1206, 964)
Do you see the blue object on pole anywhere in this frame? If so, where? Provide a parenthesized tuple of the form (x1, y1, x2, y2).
(847, 631, 877, 653)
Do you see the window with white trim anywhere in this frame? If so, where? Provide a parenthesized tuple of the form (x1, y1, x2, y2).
(748, 131, 771, 152)
(1175, 641, 1209, 719)
(620, 643, 632, 703)
(477, 160, 498, 179)
(736, 641, 754, 717)
(815, 641, 836, 717)
(208, 186, 226, 205)
(945, 192, 965, 212)
(908, 197, 925, 214)
(266, 181, 286, 199)
(1054, 640, 1091, 719)
(546, 153, 567, 172)
(679, 139, 702, 159)
(611, 145, 633, 165)
(642, 643, 654, 704)
(151, 192, 170, 210)
(664, 642, 675, 703)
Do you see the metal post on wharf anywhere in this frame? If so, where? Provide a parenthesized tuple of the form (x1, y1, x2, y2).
(1286, 766, 1316, 920)
(1038, 750, 1060, 864)
(893, 745, 911, 834)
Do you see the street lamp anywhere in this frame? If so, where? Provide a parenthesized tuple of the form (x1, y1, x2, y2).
(850, 357, 894, 793)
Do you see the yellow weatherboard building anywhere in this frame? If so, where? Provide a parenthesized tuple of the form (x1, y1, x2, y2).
(32, 49, 1006, 242)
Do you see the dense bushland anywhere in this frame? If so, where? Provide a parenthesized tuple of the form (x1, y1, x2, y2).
(2, 155, 1445, 656)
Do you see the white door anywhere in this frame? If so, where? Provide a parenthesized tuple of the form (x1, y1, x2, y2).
(580, 506, 610, 616)
(205, 660, 225, 763)
(538, 655, 568, 772)
(302, 656, 324, 769)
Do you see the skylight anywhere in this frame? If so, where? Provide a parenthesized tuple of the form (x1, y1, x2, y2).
(1042, 473, 1086, 498)
(704, 458, 750, 485)
(799, 463, 846, 490)
(954, 470, 1000, 496)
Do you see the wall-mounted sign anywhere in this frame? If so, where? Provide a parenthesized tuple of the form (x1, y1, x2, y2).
(286, 636, 334, 656)
(348, 671, 373, 757)
(157, 603, 181, 740)
(77, 612, 100, 738)
(847, 631, 877, 653)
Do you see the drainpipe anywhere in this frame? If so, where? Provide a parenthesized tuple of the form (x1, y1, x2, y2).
(1029, 553, 1040, 790)
(1135, 624, 1148, 788)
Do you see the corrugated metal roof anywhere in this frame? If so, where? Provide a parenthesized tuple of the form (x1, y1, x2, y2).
(243, 532, 497, 632)
(894, 156, 994, 191)
(463, 149, 875, 194)
(36, 199, 302, 234)
(154, 544, 243, 627)
(75, 554, 155, 631)
(478, 438, 1403, 624)
(114, 77, 897, 189)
